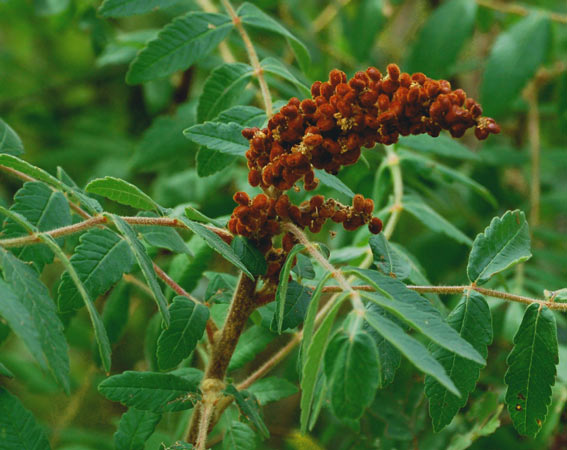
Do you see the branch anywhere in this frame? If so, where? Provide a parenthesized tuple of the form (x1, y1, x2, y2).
(221, 0, 273, 117)
(525, 82, 540, 229)
(0, 215, 233, 248)
(476, 0, 567, 24)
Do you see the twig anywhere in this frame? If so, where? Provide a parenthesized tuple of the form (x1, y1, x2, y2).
(221, 0, 273, 117)
(0, 215, 233, 248)
(525, 82, 540, 229)
(313, 0, 353, 32)
(476, 0, 567, 24)
(122, 273, 154, 297)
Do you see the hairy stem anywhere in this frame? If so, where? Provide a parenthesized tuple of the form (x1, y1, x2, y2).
(221, 0, 273, 117)
(186, 273, 258, 443)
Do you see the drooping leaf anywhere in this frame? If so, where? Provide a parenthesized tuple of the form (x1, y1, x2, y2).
(481, 14, 551, 117)
(403, 197, 473, 246)
(101, 283, 131, 346)
(247, 376, 298, 405)
(0, 247, 70, 392)
(0, 279, 45, 373)
(224, 385, 269, 438)
(126, 12, 233, 84)
(0, 387, 51, 450)
(300, 294, 348, 432)
(99, 0, 181, 17)
(291, 253, 315, 279)
(369, 234, 411, 280)
(111, 215, 170, 326)
(324, 322, 380, 420)
(58, 228, 134, 312)
(184, 122, 249, 156)
(260, 57, 310, 96)
(362, 303, 402, 388)
(178, 215, 254, 279)
(342, 0, 385, 61)
(314, 169, 355, 201)
(197, 63, 254, 123)
(505, 303, 558, 437)
(114, 408, 162, 450)
(3, 181, 71, 271)
(350, 268, 484, 365)
(0, 118, 24, 155)
(184, 206, 226, 228)
(407, 0, 477, 78)
(425, 291, 493, 431)
(270, 280, 311, 332)
(231, 236, 267, 277)
(38, 233, 113, 373)
(467, 210, 531, 285)
(237, 2, 310, 71)
(98, 371, 201, 412)
(362, 300, 459, 395)
(274, 245, 305, 333)
(86, 176, 161, 212)
(157, 297, 209, 370)
(223, 421, 256, 450)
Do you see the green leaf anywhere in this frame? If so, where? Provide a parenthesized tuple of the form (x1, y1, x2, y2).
(467, 210, 531, 285)
(369, 234, 411, 280)
(0, 362, 13, 378)
(86, 176, 161, 212)
(196, 148, 238, 177)
(0, 155, 63, 189)
(237, 2, 310, 71)
(223, 421, 256, 450)
(178, 215, 254, 279)
(184, 206, 225, 228)
(349, 268, 484, 365)
(363, 302, 459, 395)
(58, 228, 134, 312)
(215, 106, 266, 127)
(260, 57, 310, 96)
(325, 323, 380, 420)
(111, 215, 170, 326)
(425, 291, 493, 431)
(160, 442, 193, 450)
(157, 297, 209, 370)
(38, 233, 113, 373)
(99, 0, 180, 17)
(505, 303, 558, 437)
(0, 387, 51, 450)
(114, 408, 162, 450)
(403, 197, 473, 246)
(481, 14, 551, 117)
(362, 304, 401, 388)
(228, 325, 275, 372)
(291, 253, 315, 279)
(3, 181, 71, 271)
(167, 239, 214, 297)
(314, 169, 355, 200)
(98, 371, 201, 412)
(136, 212, 192, 255)
(342, 0, 385, 61)
(197, 63, 254, 123)
(101, 283, 131, 345)
(205, 272, 237, 304)
(300, 294, 348, 432)
(231, 236, 267, 277)
(406, 0, 477, 79)
(0, 279, 45, 371)
(131, 102, 195, 171)
(184, 122, 249, 156)
(0, 118, 24, 155)
(247, 376, 298, 405)
(399, 150, 497, 207)
(270, 280, 311, 332)
(224, 385, 269, 438)
(126, 12, 233, 84)
(398, 134, 479, 161)
(0, 247, 70, 392)
(274, 245, 305, 333)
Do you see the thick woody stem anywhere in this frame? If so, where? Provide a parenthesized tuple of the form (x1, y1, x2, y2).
(186, 273, 258, 443)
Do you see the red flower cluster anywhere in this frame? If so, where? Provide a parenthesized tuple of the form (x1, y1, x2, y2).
(227, 64, 500, 282)
(242, 64, 500, 192)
